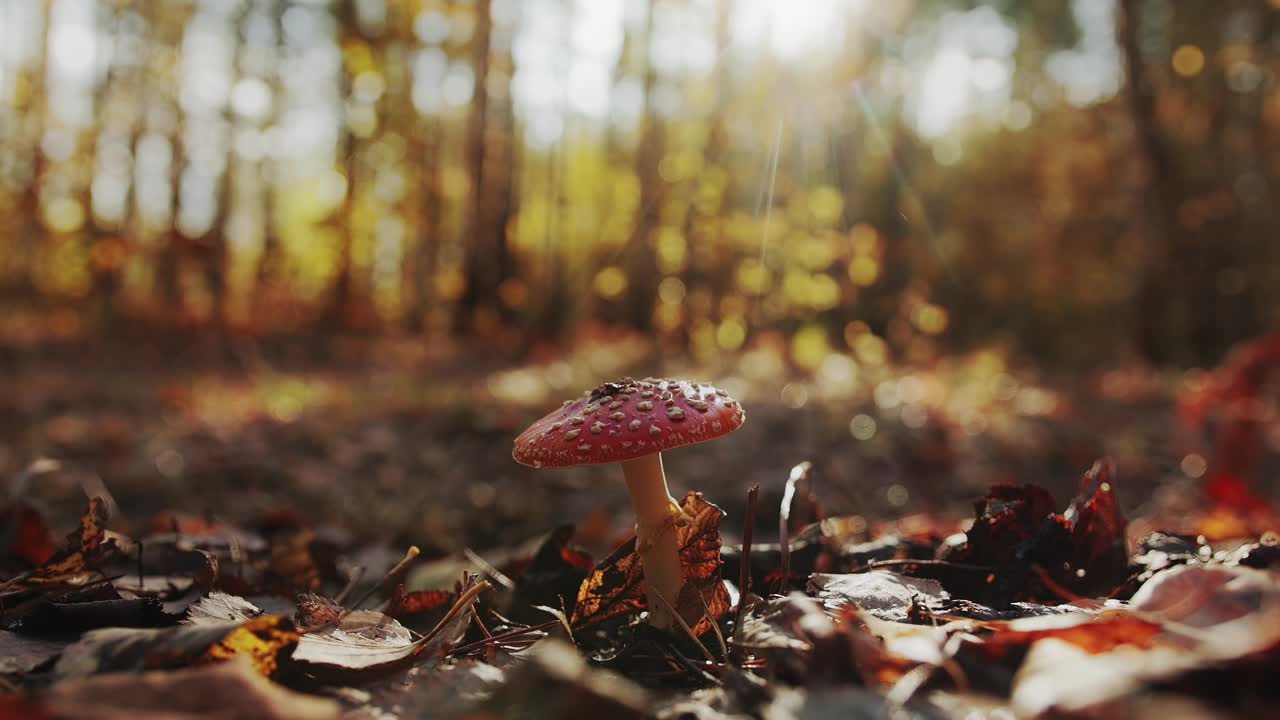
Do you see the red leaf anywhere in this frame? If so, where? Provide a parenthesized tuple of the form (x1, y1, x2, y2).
(5, 503, 57, 567)
(385, 586, 455, 620)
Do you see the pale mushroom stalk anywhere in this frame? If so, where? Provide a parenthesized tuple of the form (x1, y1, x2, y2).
(621, 453, 684, 629)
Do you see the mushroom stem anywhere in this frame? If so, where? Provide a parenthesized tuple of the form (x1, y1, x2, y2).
(621, 452, 684, 630)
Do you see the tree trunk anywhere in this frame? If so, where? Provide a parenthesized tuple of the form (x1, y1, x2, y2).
(620, 0, 663, 331)
(1117, 0, 1184, 365)
(454, 0, 497, 335)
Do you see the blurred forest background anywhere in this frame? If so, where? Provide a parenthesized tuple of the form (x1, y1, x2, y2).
(1, 0, 1279, 546)
(1, 0, 1276, 369)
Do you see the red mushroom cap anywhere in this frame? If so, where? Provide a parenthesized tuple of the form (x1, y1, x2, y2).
(512, 377, 746, 468)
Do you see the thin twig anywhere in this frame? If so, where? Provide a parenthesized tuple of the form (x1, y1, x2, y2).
(418, 578, 492, 645)
(334, 565, 366, 605)
(694, 587, 729, 661)
(347, 546, 420, 610)
(651, 587, 718, 667)
(732, 484, 760, 651)
(463, 547, 515, 590)
(779, 461, 812, 589)
(448, 619, 561, 656)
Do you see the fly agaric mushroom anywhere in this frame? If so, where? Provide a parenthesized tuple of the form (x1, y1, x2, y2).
(512, 377, 745, 629)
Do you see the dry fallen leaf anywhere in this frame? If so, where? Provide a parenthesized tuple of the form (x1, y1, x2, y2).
(290, 576, 486, 684)
(12, 497, 116, 590)
(185, 591, 265, 625)
(572, 492, 730, 635)
(808, 571, 950, 622)
(55, 615, 299, 678)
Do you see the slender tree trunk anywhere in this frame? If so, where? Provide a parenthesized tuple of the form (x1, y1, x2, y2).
(454, 0, 496, 335)
(1117, 0, 1183, 365)
(621, 0, 663, 331)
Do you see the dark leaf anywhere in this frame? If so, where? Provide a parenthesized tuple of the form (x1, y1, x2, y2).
(7, 597, 173, 636)
(478, 639, 651, 720)
(0, 630, 68, 674)
(941, 462, 1129, 604)
(507, 525, 593, 623)
(1064, 458, 1128, 594)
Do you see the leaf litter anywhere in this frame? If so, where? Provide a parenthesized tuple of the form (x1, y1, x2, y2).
(0, 452, 1276, 719)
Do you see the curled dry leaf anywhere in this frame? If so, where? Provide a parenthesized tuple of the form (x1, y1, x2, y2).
(1129, 563, 1280, 628)
(185, 591, 265, 625)
(13, 497, 117, 590)
(572, 492, 730, 636)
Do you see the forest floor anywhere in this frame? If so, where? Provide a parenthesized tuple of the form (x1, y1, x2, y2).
(1, 335, 1277, 719)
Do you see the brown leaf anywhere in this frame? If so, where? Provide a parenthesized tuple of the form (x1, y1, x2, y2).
(977, 611, 1165, 659)
(572, 492, 730, 635)
(294, 592, 344, 629)
(1010, 606, 1280, 716)
(41, 655, 340, 720)
(55, 616, 299, 678)
(263, 528, 320, 594)
(18, 497, 116, 589)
